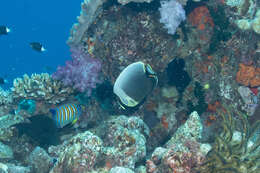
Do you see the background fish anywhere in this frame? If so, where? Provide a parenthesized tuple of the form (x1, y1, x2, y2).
(0, 25, 10, 35)
(50, 104, 82, 128)
(30, 42, 46, 52)
(0, 77, 8, 85)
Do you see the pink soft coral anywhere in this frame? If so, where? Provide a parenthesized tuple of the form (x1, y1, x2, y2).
(52, 46, 102, 95)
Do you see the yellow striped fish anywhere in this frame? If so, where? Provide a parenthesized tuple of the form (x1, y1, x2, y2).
(50, 104, 82, 128)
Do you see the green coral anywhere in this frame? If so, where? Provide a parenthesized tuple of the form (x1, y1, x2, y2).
(198, 106, 260, 173)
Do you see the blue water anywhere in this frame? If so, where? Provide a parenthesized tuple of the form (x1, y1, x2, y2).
(0, 0, 82, 89)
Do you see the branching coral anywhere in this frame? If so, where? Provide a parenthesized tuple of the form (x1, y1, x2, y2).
(198, 106, 260, 173)
(0, 87, 12, 105)
(11, 73, 74, 104)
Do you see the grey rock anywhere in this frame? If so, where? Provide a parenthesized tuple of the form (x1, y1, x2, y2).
(0, 142, 13, 159)
(27, 147, 52, 173)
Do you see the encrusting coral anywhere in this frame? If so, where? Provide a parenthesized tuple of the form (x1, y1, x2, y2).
(11, 73, 74, 104)
(198, 106, 260, 173)
(236, 63, 260, 87)
(188, 6, 214, 31)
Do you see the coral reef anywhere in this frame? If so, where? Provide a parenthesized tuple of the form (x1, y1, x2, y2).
(0, 163, 30, 173)
(1, 0, 259, 172)
(165, 111, 203, 148)
(86, 2, 180, 85)
(237, 86, 258, 116)
(16, 99, 36, 115)
(0, 114, 24, 130)
(159, 0, 186, 35)
(49, 131, 103, 173)
(11, 73, 74, 104)
(27, 147, 53, 173)
(0, 141, 13, 159)
(187, 5, 215, 49)
(251, 9, 260, 34)
(198, 106, 260, 173)
(52, 46, 102, 95)
(236, 63, 260, 87)
(101, 115, 149, 169)
(166, 58, 191, 103)
(0, 87, 13, 115)
(142, 87, 179, 152)
(67, 0, 107, 46)
(48, 115, 148, 172)
(118, 0, 153, 5)
(187, 82, 208, 115)
(225, 0, 260, 34)
(146, 111, 211, 173)
(188, 6, 214, 32)
(109, 166, 134, 173)
(207, 4, 231, 53)
(0, 87, 12, 106)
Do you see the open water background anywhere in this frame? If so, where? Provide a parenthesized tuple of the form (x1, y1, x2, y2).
(0, 0, 82, 89)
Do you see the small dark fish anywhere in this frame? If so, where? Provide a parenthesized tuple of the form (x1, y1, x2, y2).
(0, 25, 11, 35)
(0, 77, 8, 85)
(30, 42, 46, 52)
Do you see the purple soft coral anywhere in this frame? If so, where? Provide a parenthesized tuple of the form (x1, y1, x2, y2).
(52, 46, 102, 95)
